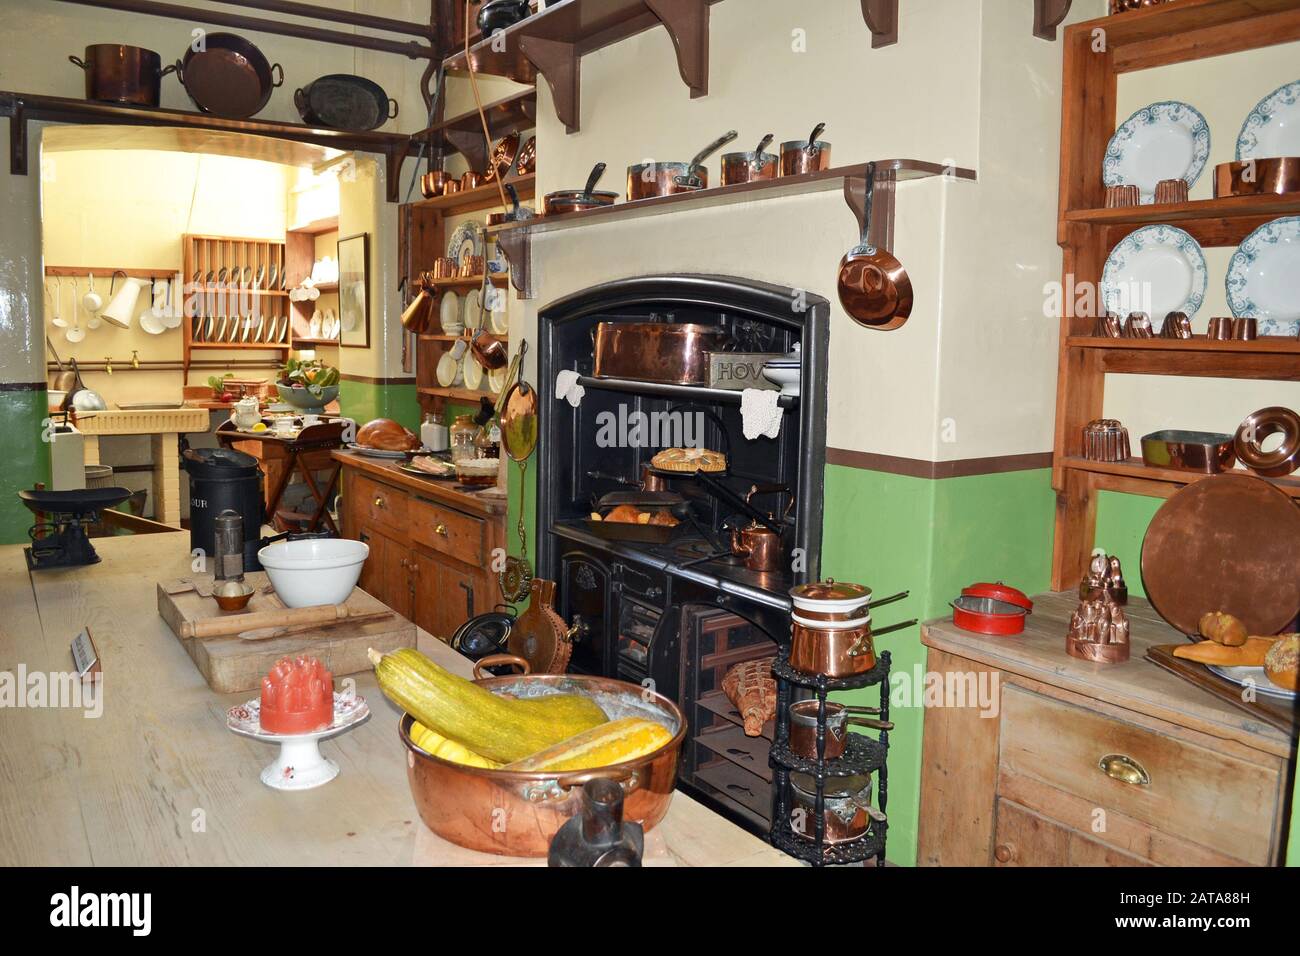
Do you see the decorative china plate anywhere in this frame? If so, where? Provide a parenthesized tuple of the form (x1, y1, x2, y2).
(1103, 100, 1210, 203)
(446, 221, 484, 267)
(227, 693, 370, 790)
(1235, 79, 1300, 160)
(1207, 665, 1297, 701)
(1101, 224, 1208, 324)
(1226, 216, 1300, 335)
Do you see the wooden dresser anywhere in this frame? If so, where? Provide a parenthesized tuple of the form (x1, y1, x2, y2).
(918, 592, 1296, 867)
(334, 451, 507, 641)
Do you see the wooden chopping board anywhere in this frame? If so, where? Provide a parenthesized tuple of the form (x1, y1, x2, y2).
(157, 571, 414, 694)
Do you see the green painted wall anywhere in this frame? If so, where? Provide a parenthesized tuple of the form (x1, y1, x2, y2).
(0, 391, 52, 544)
(821, 465, 1056, 867)
(337, 380, 421, 433)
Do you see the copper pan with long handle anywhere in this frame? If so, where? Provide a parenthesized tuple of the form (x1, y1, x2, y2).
(626, 130, 738, 200)
(838, 161, 913, 330)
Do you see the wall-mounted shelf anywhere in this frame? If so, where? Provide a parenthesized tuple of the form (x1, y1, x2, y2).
(417, 385, 501, 403)
(412, 173, 536, 216)
(445, 0, 725, 134)
(1049, 0, 1300, 590)
(1, 91, 413, 201)
(490, 158, 975, 298)
(412, 89, 537, 172)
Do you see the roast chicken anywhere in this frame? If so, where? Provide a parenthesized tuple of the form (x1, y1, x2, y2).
(356, 418, 420, 452)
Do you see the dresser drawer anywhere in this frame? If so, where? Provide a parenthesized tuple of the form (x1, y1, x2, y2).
(998, 685, 1280, 865)
(352, 474, 407, 536)
(409, 495, 485, 566)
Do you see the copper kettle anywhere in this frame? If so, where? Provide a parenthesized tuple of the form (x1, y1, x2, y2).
(728, 485, 790, 572)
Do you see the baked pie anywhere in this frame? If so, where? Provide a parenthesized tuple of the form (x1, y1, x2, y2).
(651, 447, 727, 473)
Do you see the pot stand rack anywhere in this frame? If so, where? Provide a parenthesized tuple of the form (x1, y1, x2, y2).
(491, 158, 975, 299)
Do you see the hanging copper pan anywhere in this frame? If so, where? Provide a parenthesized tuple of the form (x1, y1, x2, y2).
(838, 161, 913, 330)
(176, 33, 283, 119)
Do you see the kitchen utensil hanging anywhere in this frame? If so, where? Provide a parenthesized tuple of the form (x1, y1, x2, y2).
(838, 161, 913, 330)
(497, 341, 537, 603)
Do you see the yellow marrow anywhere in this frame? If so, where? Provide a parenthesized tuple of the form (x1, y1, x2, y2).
(501, 716, 673, 772)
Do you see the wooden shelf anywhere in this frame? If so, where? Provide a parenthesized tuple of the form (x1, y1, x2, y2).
(411, 90, 536, 171)
(311, 282, 339, 293)
(491, 159, 975, 298)
(1, 91, 413, 201)
(444, 0, 726, 133)
(188, 341, 291, 351)
(412, 173, 536, 216)
(292, 337, 339, 346)
(1049, 0, 1300, 590)
(289, 216, 339, 236)
(1061, 456, 1300, 500)
(417, 385, 500, 403)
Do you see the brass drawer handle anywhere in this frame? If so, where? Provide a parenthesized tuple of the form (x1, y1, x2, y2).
(434, 523, 448, 536)
(1099, 753, 1149, 787)
(373, 496, 385, 509)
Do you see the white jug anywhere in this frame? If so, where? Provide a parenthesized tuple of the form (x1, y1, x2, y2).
(101, 276, 143, 330)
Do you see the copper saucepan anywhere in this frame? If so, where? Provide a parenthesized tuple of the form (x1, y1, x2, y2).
(788, 700, 893, 760)
(838, 161, 913, 330)
(69, 44, 176, 107)
(626, 130, 738, 201)
(780, 122, 832, 176)
(721, 133, 778, 185)
(544, 162, 619, 216)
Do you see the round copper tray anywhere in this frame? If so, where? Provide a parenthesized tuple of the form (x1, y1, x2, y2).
(1141, 473, 1300, 636)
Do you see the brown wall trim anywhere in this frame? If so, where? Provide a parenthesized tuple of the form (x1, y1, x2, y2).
(339, 373, 416, 385)
(826, 447, 1054, 479)
(0, 381, 46, 392)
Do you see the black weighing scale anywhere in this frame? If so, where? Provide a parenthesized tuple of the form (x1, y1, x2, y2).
(18, 486, 133, 570)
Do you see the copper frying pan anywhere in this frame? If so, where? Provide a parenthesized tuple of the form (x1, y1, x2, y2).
(838, 161, 913, 330)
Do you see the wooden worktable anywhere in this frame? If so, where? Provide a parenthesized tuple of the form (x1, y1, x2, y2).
(333, 450, 508, 518)
(0, 533, 793, 867)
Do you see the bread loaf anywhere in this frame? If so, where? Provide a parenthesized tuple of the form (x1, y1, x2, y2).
(1264, 634, 1298, 691)
(1172, 636, 1277, 667)
(1198, 611, 1248, 646)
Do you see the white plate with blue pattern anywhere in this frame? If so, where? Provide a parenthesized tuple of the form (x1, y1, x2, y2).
(1235, 79, 1300, 161)
(1101, 224, 1208, 326)
(1104, 101, 1210, 203)
(1226, 216, 1300, 335)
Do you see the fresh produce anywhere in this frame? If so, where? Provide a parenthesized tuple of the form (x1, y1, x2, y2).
(1198, 611, 1247, 647)
(409, 720, 500, 769)
(207, 372, 234, 401)
(279, 357, 339, 401)
(1264, 634, 1298, 690)
(1173, 635, 1278, 667)
(367, 647, 607, 763)
(501, 717, 672, 772)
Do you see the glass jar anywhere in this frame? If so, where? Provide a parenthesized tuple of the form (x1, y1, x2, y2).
(450, 414, 480, 463)
(476, 421, 501, 459)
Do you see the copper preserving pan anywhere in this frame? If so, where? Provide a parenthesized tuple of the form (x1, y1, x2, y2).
(69, 44, 176, 107)
(593, 322, 729, 385)
(626, 130, 737, 200)
(399, 672, 686, 857)
(1214, 158, 1300, 198)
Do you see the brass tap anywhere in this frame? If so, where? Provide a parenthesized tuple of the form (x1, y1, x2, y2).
(104, 356, 113, 375)
(131, 350, 140, 369)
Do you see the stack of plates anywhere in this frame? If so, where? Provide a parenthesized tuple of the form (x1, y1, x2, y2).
(440, 290, 463, 335)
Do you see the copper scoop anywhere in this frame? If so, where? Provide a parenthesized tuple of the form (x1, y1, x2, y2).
(838, 161, 913, 330)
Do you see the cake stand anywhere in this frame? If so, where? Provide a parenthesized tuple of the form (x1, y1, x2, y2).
(226, 693, 369, 790)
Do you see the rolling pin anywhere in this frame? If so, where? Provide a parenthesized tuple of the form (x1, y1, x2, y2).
(238, 609, 393, 642)
(182, 603, 386, 639)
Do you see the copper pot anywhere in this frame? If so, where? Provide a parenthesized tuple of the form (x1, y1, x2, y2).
(399, 672, 686, 857)
(789, 772, 883, 844)
(1214, 158, 1300, 198)
(470, 328, 508, 370)
(69, 44, 176, 107)
(461, 170, 485, 191)
(780, 123, 832, 176)
(420, 170, 449, 199)
(720, 134, 778, 185)
(626, 130, 737, 200)
(788, 700, 892, 760)
(592, 321, 729, 385)
(790, 619, 876, 676)
(730, 520, 782, 572)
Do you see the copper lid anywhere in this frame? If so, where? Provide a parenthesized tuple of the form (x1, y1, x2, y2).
(790, 579, 870, 603)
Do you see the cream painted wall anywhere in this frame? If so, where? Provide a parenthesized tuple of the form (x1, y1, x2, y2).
(0, 0, 431, 134)
(41, 143, 291, 405)
(337, 157, 405, 380)
(1104, 40, 1300, 444)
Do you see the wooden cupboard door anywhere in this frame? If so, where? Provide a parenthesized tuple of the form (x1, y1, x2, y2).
(435, 559, 484, 641)
(993, 800, 1149, 867)
(356, 524, 412, 619)
(409, 550, 440, 639)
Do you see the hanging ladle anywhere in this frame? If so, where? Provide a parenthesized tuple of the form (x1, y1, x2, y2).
(837, 161, 913, 330)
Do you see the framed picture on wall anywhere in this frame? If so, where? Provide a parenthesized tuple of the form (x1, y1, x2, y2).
(337, 232, 370, 349)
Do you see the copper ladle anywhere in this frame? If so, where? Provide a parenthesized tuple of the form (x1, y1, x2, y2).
(838, 161, 913, 330)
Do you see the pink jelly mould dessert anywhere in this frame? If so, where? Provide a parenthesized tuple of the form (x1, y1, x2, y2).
(260, 656, 334, 735)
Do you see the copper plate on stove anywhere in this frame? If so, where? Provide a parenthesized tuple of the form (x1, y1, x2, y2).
(1141, 473, 1300, 636)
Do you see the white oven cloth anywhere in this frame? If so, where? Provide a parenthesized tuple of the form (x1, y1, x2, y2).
(555, 369, 585, 407)
(740, 388, 782, 440)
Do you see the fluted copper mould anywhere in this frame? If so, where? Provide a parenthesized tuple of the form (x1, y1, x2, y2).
(1078, 552, 1128, 605)
(1160, 311, 1193, 338)
(1094, 311, 1125, 337)
(1207, 316, 1233, 340)
(1082, 418, 1131, 462)
(1109, 0, 1176, 13)
(398, 673, 686, 857)
(1153, 177, 1189, 204)
(1065, 591, 1130, 664)
(1124, 312, 1154, 338)
(1234, 406, 1300, 478)
(431, 256, 458, 279)
(1214, 158, 1300, 198)
(1232, 316, 1258, 341)
(420, 170, 449, 199)
(457, 255, 485, 278)
(1104, 184, 1140, 208)
(787, 700, 892, 761)
(441, 178, 461, 196)
(460, 170, 485, 192)
(1140, 429, 1236, 473)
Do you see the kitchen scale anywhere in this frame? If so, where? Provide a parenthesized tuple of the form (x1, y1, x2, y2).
(18, 487, 132, 570)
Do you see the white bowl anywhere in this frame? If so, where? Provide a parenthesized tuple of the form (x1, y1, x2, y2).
(257, 538, 369, 608)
